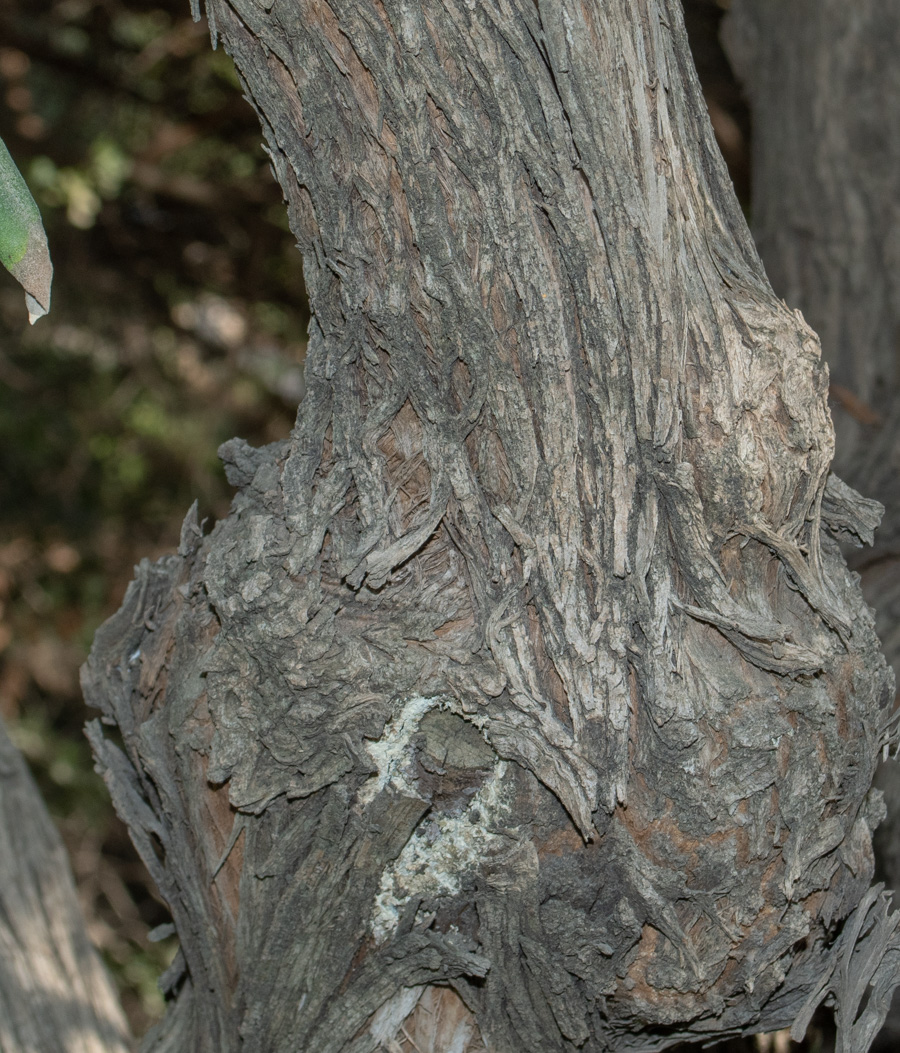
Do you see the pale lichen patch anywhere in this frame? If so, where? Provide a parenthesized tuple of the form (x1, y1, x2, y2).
(371, 758, 509, 944)
(357, 695, 444, 806)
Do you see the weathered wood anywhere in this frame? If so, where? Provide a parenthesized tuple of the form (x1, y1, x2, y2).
(84, 2, 900, 1050)
(0, 716, 132, 1053)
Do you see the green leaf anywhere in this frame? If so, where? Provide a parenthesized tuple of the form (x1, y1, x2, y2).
(0, 137, 52, 323)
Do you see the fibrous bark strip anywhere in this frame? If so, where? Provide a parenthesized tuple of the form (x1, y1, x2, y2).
(0, 718, 132, 1053)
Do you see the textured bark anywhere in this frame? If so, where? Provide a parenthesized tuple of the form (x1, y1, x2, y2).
(0, 716, 132, 1053)
(84, 2, 900, 1051)
(722, 0, 900, 472)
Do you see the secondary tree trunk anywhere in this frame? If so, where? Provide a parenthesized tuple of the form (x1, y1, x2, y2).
(0, 716, 132, 1053)
(82, 2, 900, 1051)
(721, 0, 900, 473)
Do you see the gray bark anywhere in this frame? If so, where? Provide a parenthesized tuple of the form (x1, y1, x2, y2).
(0, 716, 132, 1053)
(82, 1, 900, 1051)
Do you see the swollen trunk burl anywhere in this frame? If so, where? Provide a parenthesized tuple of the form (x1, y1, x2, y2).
(83, 2, 900, 1051)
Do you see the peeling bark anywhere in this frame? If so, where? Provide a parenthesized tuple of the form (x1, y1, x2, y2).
(84, 2, 900, 1050)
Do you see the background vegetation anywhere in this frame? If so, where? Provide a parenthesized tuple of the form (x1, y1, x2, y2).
(0, 0, 307, 1031)
(0, 1, 831, 1049)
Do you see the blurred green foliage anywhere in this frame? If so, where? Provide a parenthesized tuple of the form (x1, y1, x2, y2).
(0, 0, 307, 1036)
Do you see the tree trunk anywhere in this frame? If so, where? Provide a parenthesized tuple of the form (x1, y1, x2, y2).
(82, 2, 900, 1051)
(0, 716, 132, 1053)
